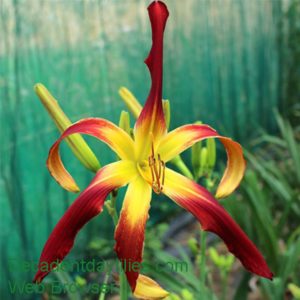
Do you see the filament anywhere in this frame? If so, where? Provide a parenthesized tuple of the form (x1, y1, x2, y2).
(148, 140, 165, 194)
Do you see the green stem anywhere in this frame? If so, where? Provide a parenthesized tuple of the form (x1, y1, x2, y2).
(99, 273, 109, 300)
(120, 271, 128, 300)
(104, 190, 128, 300)
(220, 271, 228, 300)
(200, 230, 207, 287)
(199, 173, 214, 297)
(170, 155, 193, 179)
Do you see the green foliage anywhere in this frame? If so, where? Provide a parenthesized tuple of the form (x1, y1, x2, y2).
(227, 113, 300, 300)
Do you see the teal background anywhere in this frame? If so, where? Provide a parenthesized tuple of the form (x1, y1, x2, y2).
(0, 0, 298, 298)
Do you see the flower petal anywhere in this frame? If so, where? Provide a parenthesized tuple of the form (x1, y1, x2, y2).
(47, 118, 135, 192)
(133, 274, 169, 299)
(158, 124, 246, 198)
(114, 177, 152, 292)
(134, 1, 169, 160)
(33, 160, 137, 283)
(163, 167, 273, 280)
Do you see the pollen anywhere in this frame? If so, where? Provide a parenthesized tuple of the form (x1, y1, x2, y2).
(148, 141, 165, 194)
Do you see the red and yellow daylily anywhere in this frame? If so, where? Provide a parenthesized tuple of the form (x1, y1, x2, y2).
(33, 0, 273, 295)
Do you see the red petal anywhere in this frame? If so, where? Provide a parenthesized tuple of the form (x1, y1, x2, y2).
(33, 161, 136, 283)
(47, 117, 134, 192)
(163, 168, 273, 279)
(158, 124, 246, 198)
(134, 1, 169, 159)
(114, 177, 152, 292)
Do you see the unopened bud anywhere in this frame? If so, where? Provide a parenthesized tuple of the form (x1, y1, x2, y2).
(288, 283, 300, 299)
(162, 99, 170, 129)
(199, 147, 208, 177)
(181, 289, 194, 300)
(209, 247, 220, 266)
(118, 87, 142, 118)
(191, 121, 202, 179)
(188, 238, 198, 255)
(118, 111, 131, 135)
(207, 138, 216, 169)
(34, 83, 100, 172)
(209, 247, 234, 271)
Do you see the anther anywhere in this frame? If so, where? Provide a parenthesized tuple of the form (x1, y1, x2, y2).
(149, 141, 165, 194)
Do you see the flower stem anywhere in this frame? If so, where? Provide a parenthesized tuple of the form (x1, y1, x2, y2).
(220, 270, 228, 300)
(200, 230, 207, 287)
(170, 155, 193, 179)
(105, 190, 128, 300)
(98, 273, 109, 300)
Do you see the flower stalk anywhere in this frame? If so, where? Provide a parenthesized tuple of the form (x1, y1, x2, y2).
(104, 191, 128, 299)
(98, 273, 109, 300)
(170, 155, 193, 179)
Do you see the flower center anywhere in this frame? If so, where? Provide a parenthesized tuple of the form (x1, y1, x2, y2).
(148, 141, 165, 194)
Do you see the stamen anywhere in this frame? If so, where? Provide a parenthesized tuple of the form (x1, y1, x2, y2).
(158, 154, 161, 178)
(161, 160, 165, 190)
(148, 140, 165, 194)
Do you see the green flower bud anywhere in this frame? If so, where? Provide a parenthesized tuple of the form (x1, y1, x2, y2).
(209, 247, 234, 272)
(75, 275, 87, 287)
(181, 289, 194, 300)
(118, 87, 142, 118)
(288, 283, 300, 299)
(207, 138, 216, 169)
(118, 111, 131, 135)
(224, 255, 234, 270)
(209, 247, 220, 266)
(191, 121, 202, 179)
(187, 238, 198, 255)
(163, 99, 170, 129)
(199, 147, 208, 177)
(34, 83, 100, 172)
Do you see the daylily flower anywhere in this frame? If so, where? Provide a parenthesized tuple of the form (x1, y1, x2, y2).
(33, 0, 273, 296)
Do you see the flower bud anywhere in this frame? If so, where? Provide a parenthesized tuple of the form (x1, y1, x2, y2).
(209, 247, 234, 271)
(191, 121, 202, 179)
(188, 238, 198, 255)
(181, 289, 194, 300)
(34, 83, 100, 172)
(118, 87, 142, 118)
(207, 138, 216, 170)
(162, 99, 170, 129)
(118, 111, 131, 135)
(288, 283, 300, 298)
(209, 247, 220, 266)
(199, 147, 208, 177)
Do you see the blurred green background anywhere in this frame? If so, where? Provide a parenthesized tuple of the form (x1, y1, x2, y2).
(0, 0, 299, 299)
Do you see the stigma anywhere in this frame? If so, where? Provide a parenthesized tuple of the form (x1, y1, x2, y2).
(148, 141, 165, 194)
